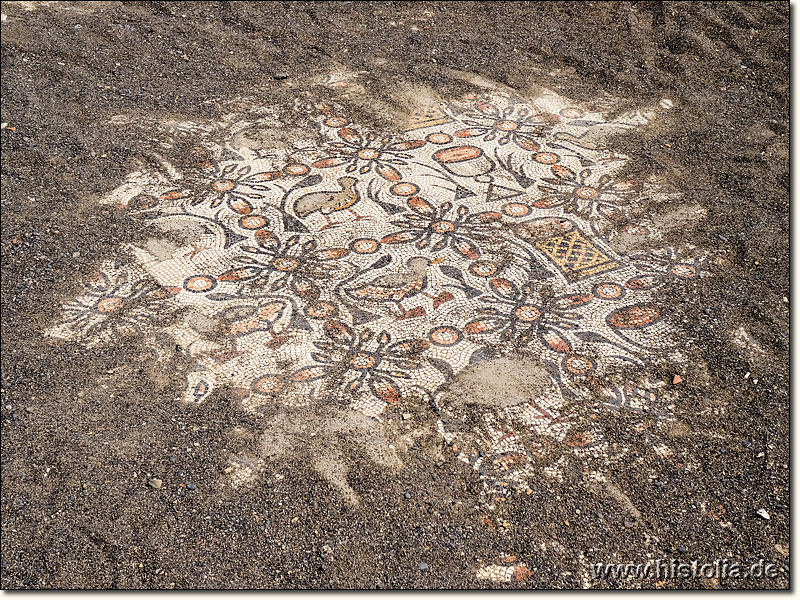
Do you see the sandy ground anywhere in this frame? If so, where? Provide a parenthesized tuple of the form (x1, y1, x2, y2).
(0, 1, 789, 589)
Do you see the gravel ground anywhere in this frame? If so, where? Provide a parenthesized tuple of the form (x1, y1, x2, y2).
(0, 1, 789, 589)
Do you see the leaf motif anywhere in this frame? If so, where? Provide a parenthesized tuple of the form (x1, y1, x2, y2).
(431, 238, 447, 252)
(342, 377, 363, 393)
(313, 340, 335, 353)
(474, 100, 498, 115)
(294, 174, 323, 188)
(464, 316, 505, 335)
(376, 163, 402, 182)
(381, 231, 421, 244)
(338, 127, 363, 145)
(474, 211, 502, 223)
(454, 238, 479, 260)
(553, 293, 594, 309)
(369, 255, 392, 270)
(371, 377, 401, 403)
(490, 277, 519, 299)
(607, 305, 661, 329)
(390, 369, 414, 378)
(311, 157, 348, 169)
(517, 139, 540, 152)
(255, 303, 285, 324)
(533, 196, 562, 209)
(218, 266, 260, 282)
(253, 170, 283, 182)
(438, 264, 465, 283)
(159, 190, 186, 201)
(598, 204, 625, 222)
(408, 195, 435, 217)
(293, 277, 320, 299)
(454, 128, 482, 138)
(388, 139, 426, 151)
(542, 330, 571, 353)
(469, 346, 493, 365)
(551, 164, 576, 180)
(206, 292, 237, 302)
(625, 275, 660, 290)
(291, 366, 328, 382)
(323, 319, 354, 344)
(389, 338, 430, 355)
(319, 247, 349, 260)
(575, 331, 613, 345)
(427, 357, 453, 379)
(256, 230, 277, 246)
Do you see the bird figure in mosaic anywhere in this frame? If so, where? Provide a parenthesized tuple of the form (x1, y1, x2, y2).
(292, 176, 365, 230)
(343, 256, 453, 320)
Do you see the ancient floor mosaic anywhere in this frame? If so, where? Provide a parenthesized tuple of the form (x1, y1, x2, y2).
(47, 76, 710, 584)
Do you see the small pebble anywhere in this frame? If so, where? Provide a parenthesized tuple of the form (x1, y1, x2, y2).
(404, 492, 412, 499)
(273, 72, 289, 80)
(169, 455, 177, 463)
(672, 374, 683, 385)
(756, 508, 770, 520)
(148, 478, 163, 489)
(418, 561, 429, 571)
(186, 482, 196, 490)
(678, 546, 687, 554)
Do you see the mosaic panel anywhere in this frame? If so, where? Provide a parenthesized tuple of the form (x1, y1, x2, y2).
(47, 86, 708, 567)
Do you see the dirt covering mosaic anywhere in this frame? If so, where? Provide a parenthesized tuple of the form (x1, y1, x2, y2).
(47, 82, 710, 579)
